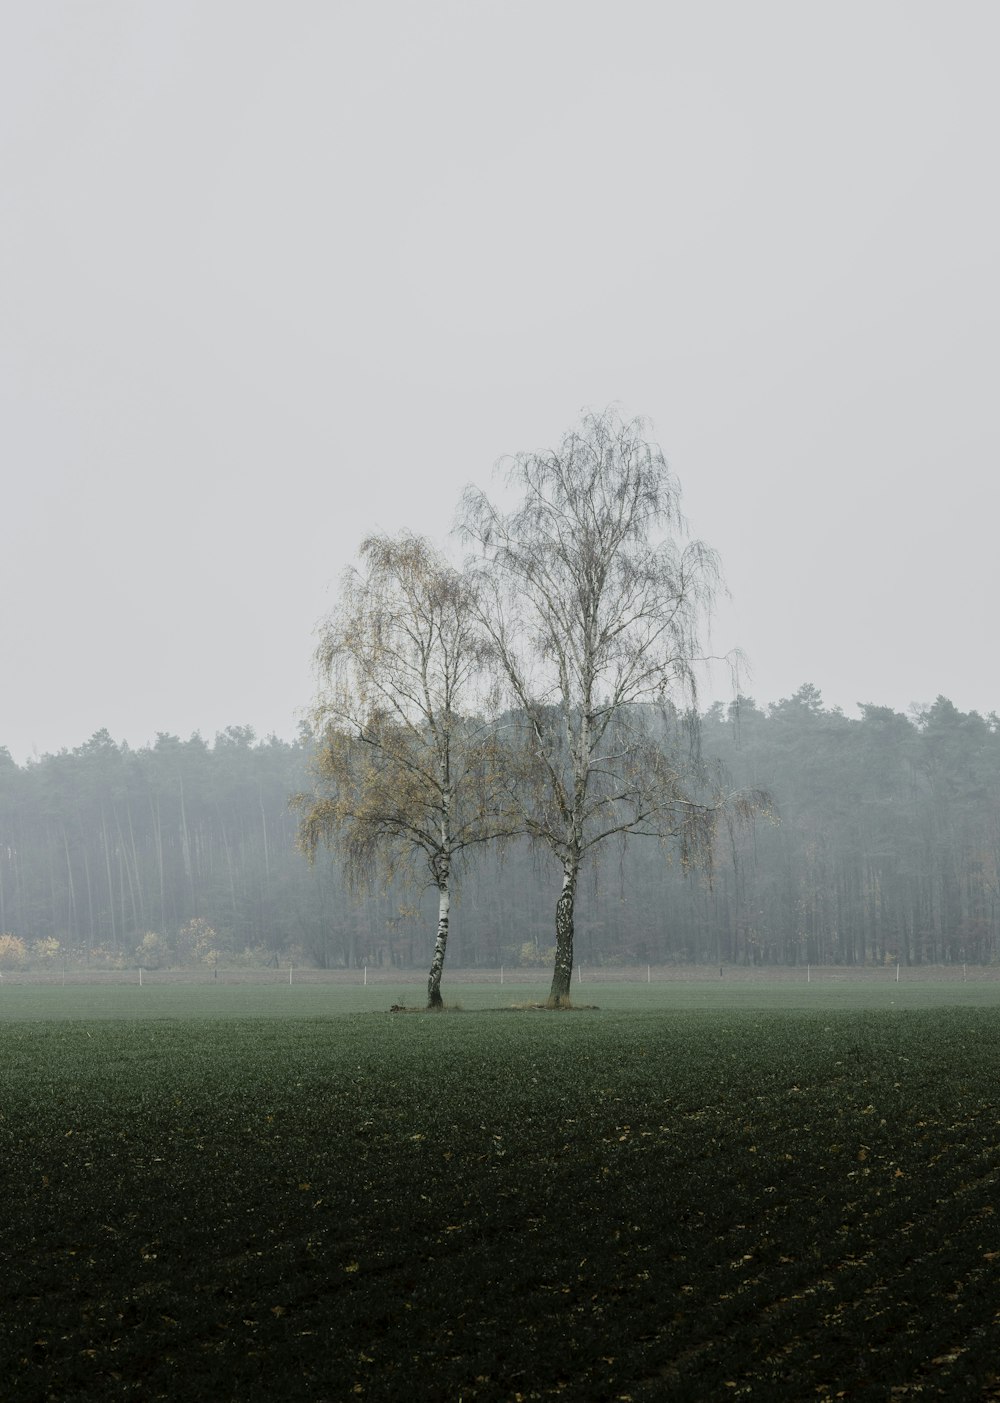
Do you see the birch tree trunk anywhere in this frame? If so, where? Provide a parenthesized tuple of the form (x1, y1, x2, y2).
(427, 876, 451, 1008)
(547, 861, 577, 1007)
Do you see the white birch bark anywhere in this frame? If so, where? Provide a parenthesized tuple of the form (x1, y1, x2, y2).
(427, 879, 450, 1008)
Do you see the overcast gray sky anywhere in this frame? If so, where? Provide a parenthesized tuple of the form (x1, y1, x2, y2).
(3, 1, 997, 761)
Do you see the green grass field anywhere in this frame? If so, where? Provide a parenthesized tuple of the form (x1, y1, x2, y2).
(4, 974, 1000, 1021)
(3, 984, 1000, 1400)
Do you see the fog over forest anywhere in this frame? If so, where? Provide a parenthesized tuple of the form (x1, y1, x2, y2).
(2, 686, 997, 971)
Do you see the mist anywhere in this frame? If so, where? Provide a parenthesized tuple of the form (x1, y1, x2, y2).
(2, 2, 998, 763)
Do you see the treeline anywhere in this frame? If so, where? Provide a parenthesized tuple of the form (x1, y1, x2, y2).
(626, 687, 1000, 967)
(0, 724, 469, 971)
(0, 727, 322, 967)
(1, 685, 997, 968)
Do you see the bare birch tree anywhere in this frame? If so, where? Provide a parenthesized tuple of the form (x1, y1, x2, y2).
(295, 533, 507, 1007)
(462, 408, 753, 1006)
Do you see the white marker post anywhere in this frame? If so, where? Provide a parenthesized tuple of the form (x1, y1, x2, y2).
(139, 966, 143, 987)
(363, 964, 367, 986)
(289, 965, 293, 986)
(500, 965, 504, 985)
(896, 962, 900, 983)
(807, 963, 810, 983)
(647, 964, 651, 984)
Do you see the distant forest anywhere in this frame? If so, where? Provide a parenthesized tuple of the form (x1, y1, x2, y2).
(1, 686, 998, 968)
